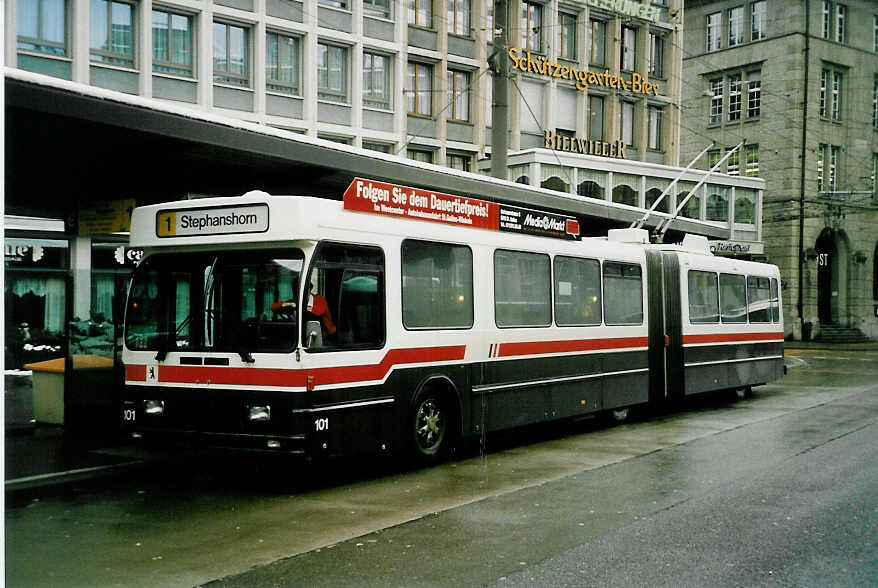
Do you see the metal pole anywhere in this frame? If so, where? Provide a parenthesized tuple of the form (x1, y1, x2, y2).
(797, 0, 810, 333)
(655, 140, 745, 241)
(490, 0, 508, 179)
(632, 140, 716, 230)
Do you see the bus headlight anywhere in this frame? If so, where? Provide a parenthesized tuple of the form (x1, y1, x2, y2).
(143, 399, 165, 416)
(248, 405, 271, 422)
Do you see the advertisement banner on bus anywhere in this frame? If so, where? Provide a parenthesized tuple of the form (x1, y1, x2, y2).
(343, 178, 580, 240)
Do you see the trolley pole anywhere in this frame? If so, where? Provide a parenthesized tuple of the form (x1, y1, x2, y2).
(489, 0, 508, 179)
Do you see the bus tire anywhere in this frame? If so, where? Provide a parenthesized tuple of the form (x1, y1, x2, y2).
(409, 384, 456, 464)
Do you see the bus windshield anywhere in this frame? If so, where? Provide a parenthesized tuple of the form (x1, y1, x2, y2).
(125, 249, 305, 355)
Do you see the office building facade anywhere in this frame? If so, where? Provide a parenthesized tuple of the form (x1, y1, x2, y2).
(680, 0, 878, 340)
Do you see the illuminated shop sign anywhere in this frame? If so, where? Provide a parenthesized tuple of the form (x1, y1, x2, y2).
(544, 130, 627, 159)
(343, 178, 581, 240)
(508, 48, 659, 96)
(582, 0, 663, 23)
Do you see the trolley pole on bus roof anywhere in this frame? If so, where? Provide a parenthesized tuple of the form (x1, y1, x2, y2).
(631, 140, 716, 231)
(654, 140, 745, 243)
(489, 0, 509, 180)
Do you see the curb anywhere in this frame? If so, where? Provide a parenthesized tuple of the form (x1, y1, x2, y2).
(5, 459, 145, 493)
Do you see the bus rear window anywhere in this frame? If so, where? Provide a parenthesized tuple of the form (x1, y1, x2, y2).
(124, 250, 305, 353)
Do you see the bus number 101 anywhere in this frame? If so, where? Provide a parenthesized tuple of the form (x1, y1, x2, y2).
(314, 418, 329, 432)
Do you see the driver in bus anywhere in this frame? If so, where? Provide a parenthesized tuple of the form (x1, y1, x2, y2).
(271, 282, 337, 340)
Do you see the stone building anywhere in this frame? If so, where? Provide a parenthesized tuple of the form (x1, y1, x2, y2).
(680, 0, 878, 340)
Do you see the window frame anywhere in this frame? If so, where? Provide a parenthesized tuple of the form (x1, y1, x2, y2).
(152, 8, 194, 78)
(265, 30, 301, 95)
(363, 0, 391, 19)
(590, 18, 606, 66)
(751, 0, 766, 41)
(401, 239, 474, 330)
(719, 272, 747, 324)
(17, 0, 69, 56)
(728, 5, 744, 47)
(559, 11, 577, 61)
(408, 0, 433, 28)
(447, 68, 471, 122)
(553, 255, 602, 327)
(317, 41, 349, 103)
(521, 0, 543, 53)
(447, 0, 471, 37)
(621, 25, 636, 71)
(406, 60, 433, 116)
(602, 261, 644, 326)
(688, 270, 719, 324)
(303, 241, 386, 353)
(706, 11, 721, 52)
(494, 249, 552, 328)
(647, 105, 662, 151)
(648, 31, 663, 78)
(363, 50, 392, 110)
(90, 0, 136, 68)
(213, 21, 251, 87)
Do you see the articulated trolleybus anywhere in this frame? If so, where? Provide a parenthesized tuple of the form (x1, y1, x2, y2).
(122, 178, 784, 462)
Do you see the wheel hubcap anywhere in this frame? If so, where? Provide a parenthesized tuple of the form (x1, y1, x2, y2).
(416, 399, 444, 451)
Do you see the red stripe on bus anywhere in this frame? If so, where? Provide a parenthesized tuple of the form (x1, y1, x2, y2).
(682, 332, 784, 345)
(124, 345, 466, 387)
(125, 364, 147, 381)
(497, 337, 649, 358)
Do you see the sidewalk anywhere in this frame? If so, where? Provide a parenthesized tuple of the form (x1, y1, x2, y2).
(4, 372, 144, 492)
(783, 340, 878, 352)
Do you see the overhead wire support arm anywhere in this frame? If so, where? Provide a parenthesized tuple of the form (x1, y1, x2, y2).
(632, 140, 716, 230)
(654, 139, 746, 243)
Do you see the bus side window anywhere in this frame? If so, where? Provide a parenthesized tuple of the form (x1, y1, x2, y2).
(603, 262, 643, 325)
(308, 243, 385, 350)
(770, 278, 780, 323)
(719, 273, 747, 323)
(688, 270, 719, 324)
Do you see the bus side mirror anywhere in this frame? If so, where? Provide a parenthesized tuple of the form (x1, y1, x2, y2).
(305, 321, 323, 348)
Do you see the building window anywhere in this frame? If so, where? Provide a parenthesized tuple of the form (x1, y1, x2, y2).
(727, 147, 739, 176)
(447, 69, 470, 122)
(590, 19, 605, 66)
(363, 0, 390, 19)
(835, 3, 845, 43)
(408, 148, 433, 163)
(213, 22, 249, 87)
(747, 72, 760, 118)
(728, 73, 742, 122)
(728, 6, 743, 47)
(831, 71, 842, 120)
(706, 11, 721, 52)
(818, 144, 839, 192)
(18, 0, 68, 56)
(620, 100, 634, 146)
(408, 0, 432, 28)
(447, 0, 470, 36)
(821, 0, 831, 39)
(708, 149, 721, 170)
(649, 32, 663, 78)
(621, 26, 636, 71)
(745, 144, 759, 176)
(447, 152, 471, 171)
(266, 32, 300, 95)
(706, 188, 729, 222)
(559, 12, 576, 60)
(820, 68, 844, 120)
(153, 10, 193, 77)
(751, 1, 766, 41)
(90, 0, 135, 67)
(363, 141, 393, 153)
(407, 61, 432, 115)
(521, 1, 542, 52)
(317, 42, 348, 102)
(319, 0, 347, 9)
(873, 77, 878, 129)
(363, 51, 391, 109)
(648, 106, 662, 150)
(709, 78, 723, 125)
(588, 95, 604, 140)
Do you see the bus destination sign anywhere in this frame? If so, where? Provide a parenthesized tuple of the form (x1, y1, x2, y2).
(156, 204, 269, 238)
(343, 178, 580, 240)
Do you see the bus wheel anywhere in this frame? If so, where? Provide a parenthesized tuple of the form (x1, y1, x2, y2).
(411, 391, 450, 463)
(735, 386, 753, 400)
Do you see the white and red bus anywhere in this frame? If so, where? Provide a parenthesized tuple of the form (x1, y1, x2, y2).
(121, 178, 784, 461)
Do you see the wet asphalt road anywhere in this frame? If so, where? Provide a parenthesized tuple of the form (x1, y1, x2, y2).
(5, 349, 878, 587)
